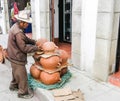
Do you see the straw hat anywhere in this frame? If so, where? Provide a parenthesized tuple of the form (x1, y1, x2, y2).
(14, 10, 32, 23)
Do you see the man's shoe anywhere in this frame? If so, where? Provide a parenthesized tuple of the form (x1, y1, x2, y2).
(18, 91, 34, 99)
(9, 86, 18, 91)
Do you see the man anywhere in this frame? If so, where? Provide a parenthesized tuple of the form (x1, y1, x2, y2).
(7, 10, 40, 99)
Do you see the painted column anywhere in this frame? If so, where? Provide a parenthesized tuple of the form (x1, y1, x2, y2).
(54, 0, 58, 38)
(31, 0, 41, 40)
(0, 0, 7, 34)
(81, 0, 98, 73)
(31, 0, 50, 40)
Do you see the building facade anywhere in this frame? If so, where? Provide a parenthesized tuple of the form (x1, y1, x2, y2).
(0, 0, 120, 81)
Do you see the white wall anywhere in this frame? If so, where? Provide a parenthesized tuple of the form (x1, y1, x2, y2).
(81, 0, 98, 73)
(0, 0, 9, 35)
(93, 0, 115, 81)
(72, 0, 118, 81)
(31, 0, 41, 39)
(31, 0, 50, 40)
(54, 0, 59, 38)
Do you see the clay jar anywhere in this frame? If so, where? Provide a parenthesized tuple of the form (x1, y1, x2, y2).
(36, 38, 48, 48)
(40, 55, 60, 70)
(40, 71, 61, 85)
(42, 41, 58, 54)
(0, 45, 4, 63)
(30, 63, 41, 79)
(58, 49, 69, 66)
(3, 49, 8, 59)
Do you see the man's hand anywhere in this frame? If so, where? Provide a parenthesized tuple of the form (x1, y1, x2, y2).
(37, 45, 43, 51)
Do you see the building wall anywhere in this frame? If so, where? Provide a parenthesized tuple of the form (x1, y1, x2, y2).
(72, 0, 120, 81)
(2, 0, 120, 81)
(31, 0, 50, 40)
(72, 0, 81, 69)
(0, 0, 9, 35)
(39, 0, 50, 40)
(93, 0, 115, 81)
(54, 0, 59, 38)
(110, 0, 120, 71)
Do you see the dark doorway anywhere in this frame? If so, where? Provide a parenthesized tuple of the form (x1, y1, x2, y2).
(59, 0, 63, 42)
(59, 0, 72, 43)
(115, 17, 120, 72)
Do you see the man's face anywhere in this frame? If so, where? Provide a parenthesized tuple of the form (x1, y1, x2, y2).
(23, 22, 29, 29)
(19, 21, 29, 29)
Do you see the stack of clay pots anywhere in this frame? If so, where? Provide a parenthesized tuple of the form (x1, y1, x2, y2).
(30, 39, 69, 85)
(0, 45, 6, 63)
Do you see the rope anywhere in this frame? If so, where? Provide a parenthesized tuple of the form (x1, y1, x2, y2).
(28, 70, 72, 90)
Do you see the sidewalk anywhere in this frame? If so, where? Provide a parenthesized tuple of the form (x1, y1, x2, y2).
(0, 34, 120, 101)
(1, 56, 120, 101)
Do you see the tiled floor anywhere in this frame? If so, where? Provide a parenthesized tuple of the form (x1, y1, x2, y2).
(109, 70, 120, 87)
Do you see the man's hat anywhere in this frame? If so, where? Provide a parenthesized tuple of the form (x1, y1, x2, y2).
(14, 10, 32, 23)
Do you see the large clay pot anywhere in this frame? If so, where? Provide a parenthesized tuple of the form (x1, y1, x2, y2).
(40, 71, 61, 85)
(0, 46, 4, 63)
(42, 41, 58, 54)
(30, 63, 41, 79)
(36, 38, 48, 47)
(40, 55, 60, 70)
(58, 49, 69, 66)
(3, 49, 8, 59)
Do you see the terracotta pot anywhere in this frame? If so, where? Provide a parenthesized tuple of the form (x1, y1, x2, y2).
(0, 46, 4, 63)
(35, 61, 41, 66)
(30, 64, 41, 79)
(60, 67, 68, 77)
(42, 42, 58, 54)
(40, 71, 61, 85)
(40, 55, 60, 70)
(58, 49, 69, 65)
(36, 38, 48, 47)
(3, 49, 8, 59)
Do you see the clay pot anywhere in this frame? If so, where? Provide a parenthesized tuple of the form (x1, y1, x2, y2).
(0, 46, 4, 63)
(40, 71, 61, 85)
(42, 41, 58, 54)
(3, 49, 8, 59)
(58, 49, 69, 66)
(40, 55, 60, 70)
(36, 38, 48, 47)
(35, 61, 41, 66)
(30, 63, 41, 79)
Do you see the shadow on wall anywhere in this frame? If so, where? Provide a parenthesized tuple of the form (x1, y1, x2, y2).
(0, 26, 2, 34)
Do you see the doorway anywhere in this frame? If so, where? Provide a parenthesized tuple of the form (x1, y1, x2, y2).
(53, 0, 72, 58)
(108, 17, 120, 87)
(115, 17, 120, 73)
(58, 0, 72, 43)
